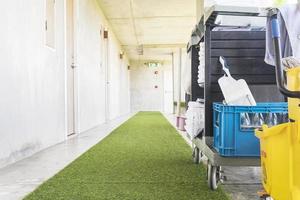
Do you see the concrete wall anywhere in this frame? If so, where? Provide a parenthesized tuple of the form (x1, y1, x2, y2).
(77, 0, 106, 132)
(77, 0, 130, 131)
(119, 60, 131, 116)
(130, 61, 174, 113)
(130, 61, 164, 112)
(0, 0, 130, 168)
(0, 0, 66, 168)
(173, 49, 187, 112)
(130, 49, 187, 113)
(163, 64, 174, 114)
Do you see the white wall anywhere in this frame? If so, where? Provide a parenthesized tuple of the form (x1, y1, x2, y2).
(77, 0, 106, 132)
(0, 0, 66, 167)
(130, 62, 164, 112)
(77, 0, 130, 129)
(163, 64, 174, 114)
(118, 57, 131, 116)
(130, 49, 187, 113)
(108, 41, 120, 119)
(0, 0, 130, 168)
(173, 49, 187, 106)
(130, 61, 175, 113)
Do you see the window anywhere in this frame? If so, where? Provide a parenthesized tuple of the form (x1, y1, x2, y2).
(45, 0, 55, 48)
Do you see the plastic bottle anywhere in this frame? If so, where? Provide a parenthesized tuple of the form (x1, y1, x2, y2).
(266, 113, 278, 127)
(253, 113, 264, 127)
(241, 113, 251, 128)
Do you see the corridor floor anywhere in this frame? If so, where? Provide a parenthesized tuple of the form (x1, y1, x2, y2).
(24, 112, 229, 200)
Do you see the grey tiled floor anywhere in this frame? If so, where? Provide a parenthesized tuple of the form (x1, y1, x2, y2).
(165, 114, 263, 200)
(222, 167, 263, 200)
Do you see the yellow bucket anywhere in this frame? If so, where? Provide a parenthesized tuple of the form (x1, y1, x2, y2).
(287, 68, 300, 121)
(255, 68, 300, 200)
(256, 123, 300, 200)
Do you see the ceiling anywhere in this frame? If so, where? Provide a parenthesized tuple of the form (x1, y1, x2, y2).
(97, 0, 197, 62)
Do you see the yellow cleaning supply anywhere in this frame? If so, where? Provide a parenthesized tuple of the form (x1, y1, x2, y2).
(256, 67, 300, 200)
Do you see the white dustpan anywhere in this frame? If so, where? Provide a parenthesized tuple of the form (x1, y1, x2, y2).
(218, 56, 256, 106)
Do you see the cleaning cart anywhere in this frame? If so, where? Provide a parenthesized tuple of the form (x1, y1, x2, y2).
(189, 6, 288, 190)
(256, 9, 300, 200)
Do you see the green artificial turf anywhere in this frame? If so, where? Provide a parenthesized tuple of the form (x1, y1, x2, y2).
(25, 112, 229, 200)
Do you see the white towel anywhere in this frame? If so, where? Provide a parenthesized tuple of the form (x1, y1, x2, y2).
(265, 4, 300, 66)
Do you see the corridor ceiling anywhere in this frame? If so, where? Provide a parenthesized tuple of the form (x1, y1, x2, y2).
(97, 0, 197, 62)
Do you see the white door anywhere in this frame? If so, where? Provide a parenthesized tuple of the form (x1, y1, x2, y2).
(103, 30, 110, 122)
(164, 69, 174, 113)
(66, 0, 76, 135)
(130, 67, 164, 111)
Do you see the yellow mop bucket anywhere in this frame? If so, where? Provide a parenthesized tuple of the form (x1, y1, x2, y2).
(255, 68, 300, 200)
(256, 123, 300, 200)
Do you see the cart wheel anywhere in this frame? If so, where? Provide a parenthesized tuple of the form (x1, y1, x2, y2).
(192, 147, 200, 164)
(260, 196, 273, 200)
(207, 162, 221, 190)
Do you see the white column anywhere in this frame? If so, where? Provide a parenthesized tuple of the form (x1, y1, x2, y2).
(177, 48, 182, 116)
(196, 0, 204, 22)
(172, 52, 175, 114)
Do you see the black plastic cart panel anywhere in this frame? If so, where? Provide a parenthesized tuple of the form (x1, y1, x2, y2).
(193, 28, 285, 137)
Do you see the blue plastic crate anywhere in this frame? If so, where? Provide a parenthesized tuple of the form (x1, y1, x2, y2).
(213, 102, 288, 157)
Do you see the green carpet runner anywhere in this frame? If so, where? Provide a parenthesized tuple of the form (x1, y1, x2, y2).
(25, 112, 229, 200)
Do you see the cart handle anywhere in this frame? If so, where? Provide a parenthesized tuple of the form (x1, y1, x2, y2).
(271, 13, 300, 98)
